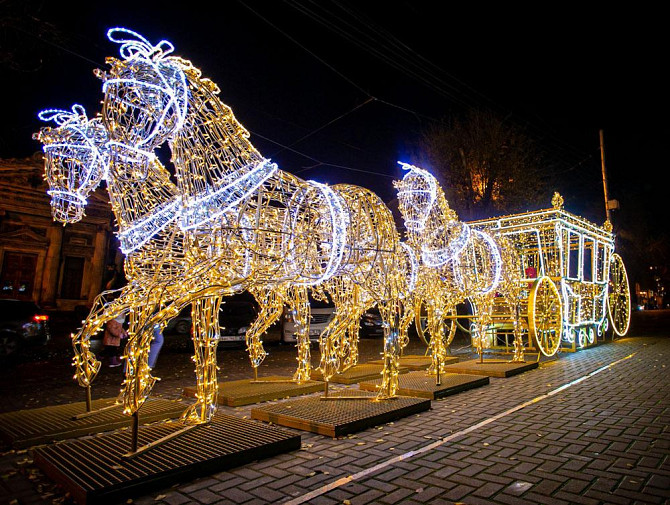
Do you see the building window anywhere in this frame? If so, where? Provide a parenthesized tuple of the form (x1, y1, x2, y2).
(60, 256, 85, 299)
(0, 252, 37, 299)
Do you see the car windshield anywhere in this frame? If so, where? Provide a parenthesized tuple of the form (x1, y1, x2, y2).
(220, 302, 257, 325)
(0, 300, 41, 320)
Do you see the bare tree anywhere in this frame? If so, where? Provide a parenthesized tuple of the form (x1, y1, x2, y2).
(415, 108, 549, 220)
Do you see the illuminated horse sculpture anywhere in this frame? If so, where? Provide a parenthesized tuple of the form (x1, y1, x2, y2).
(394, 162, 527, 368)
(95, 28, 410, 398)
(35, 106, 257, 428)
(36, 106, 349, 429)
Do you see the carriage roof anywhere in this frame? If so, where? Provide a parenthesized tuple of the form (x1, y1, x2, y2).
(468, 205, 614, 247)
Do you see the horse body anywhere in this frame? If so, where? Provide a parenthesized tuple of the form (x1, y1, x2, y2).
(99, 28, 409, 397)
(395, 163, 525, 368)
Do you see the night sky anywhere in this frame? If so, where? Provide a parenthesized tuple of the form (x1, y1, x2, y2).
(3, 1, 668, 245)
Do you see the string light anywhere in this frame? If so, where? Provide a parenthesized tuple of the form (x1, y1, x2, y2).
(38, 28, 413, 428)
(469, 191, 630, 352)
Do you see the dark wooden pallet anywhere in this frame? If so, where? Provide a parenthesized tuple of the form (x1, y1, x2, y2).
(33, 412, 301, 505)
(441, 359, 539, 378)
(367, 355, 459, 370)
(0, 398, 186, 449)
(310, 364, 409, 384)
(182, 376, 325, 406)
(358, 371, 489, 399)
(251, 389, 431, 437)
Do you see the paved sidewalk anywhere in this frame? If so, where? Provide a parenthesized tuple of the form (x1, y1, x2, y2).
(1, 316, 668, 505)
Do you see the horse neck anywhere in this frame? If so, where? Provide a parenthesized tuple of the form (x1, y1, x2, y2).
(105, 143, 179, 231)
(169, 71, 266, 202)
(433, 188, 459, 226)
(405, 187, 455, 245)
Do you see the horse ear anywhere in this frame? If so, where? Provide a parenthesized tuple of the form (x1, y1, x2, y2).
(38, 109, 69, 124)
(93, 68, 108, 81)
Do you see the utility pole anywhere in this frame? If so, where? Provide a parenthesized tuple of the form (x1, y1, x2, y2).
(599, 129, 612, 223)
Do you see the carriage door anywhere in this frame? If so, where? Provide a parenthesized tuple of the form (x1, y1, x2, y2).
(564, 230, 581, 326)
(582, 237, 595, 323)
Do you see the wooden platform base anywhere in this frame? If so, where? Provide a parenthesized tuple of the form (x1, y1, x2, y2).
(358, 371, 489, 399)
(182, 376, 324, 406)
(0, 397, 186, 449)
(310, 363, 408, 384)
(33, 412, 301, 505)
(442, 359, 539, 377)
(251, 389, 430, 437)
(367, 355, 458, 370)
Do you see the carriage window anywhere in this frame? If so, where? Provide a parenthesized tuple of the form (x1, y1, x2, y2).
(567, 231, 580, 280)
(595, 243, 607, 282)
(508, 230, 542, 277)
(583, 238, 594, 282)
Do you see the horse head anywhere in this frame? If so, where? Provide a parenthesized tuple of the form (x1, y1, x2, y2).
(34, 105, 107, 223)
(393, 162, 473, 267)
(393, 162, 438, 233)
(98, 28, 188, 149)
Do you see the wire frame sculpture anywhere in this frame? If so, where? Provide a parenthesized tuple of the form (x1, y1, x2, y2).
(394, 163, 530, 364)
(470, 192, 630, 349)
(37, 28, 415, 446)
(99, 27, 414, 398)
(36, 105, 247, 425)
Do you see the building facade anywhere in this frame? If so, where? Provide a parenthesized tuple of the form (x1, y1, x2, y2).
(0, 153, 116, 311)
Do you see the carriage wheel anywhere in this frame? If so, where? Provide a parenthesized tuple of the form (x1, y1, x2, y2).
(607, 253, 631, 337)
(528, 276, 562, 357)
(586, 326, 596, 345)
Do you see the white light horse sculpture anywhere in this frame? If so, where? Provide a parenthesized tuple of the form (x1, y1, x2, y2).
(394, 162, 526, 366)
(96, 29, 411, 397)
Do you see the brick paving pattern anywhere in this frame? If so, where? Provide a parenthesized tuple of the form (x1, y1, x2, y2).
(1, 312, 668, 505)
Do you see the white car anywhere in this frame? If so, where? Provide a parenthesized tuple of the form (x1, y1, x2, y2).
(281, 300, 335, 344)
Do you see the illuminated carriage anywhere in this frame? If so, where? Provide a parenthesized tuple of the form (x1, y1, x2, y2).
(468, 193, 631, 356)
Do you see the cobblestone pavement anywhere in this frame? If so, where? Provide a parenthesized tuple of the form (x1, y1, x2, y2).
(1, 311, 668, 505)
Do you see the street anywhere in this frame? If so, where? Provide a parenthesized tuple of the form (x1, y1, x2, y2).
(0, 310, 668, 505)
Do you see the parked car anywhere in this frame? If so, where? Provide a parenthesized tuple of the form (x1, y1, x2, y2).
(164, 294, 259, 347)
(218, 298, 258, 346)
(164, 307, 192, 335)
(359, 307, 384, 338)
(281, 297, 335, 344)
(0, 299, 50, 358)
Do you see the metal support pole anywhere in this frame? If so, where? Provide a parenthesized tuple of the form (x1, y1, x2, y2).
(85, 385, 92, 412)
(600, 130, 612, 223)
(131, 412, 139, 453)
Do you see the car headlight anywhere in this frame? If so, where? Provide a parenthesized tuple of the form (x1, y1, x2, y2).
(238, 326, 247, 334)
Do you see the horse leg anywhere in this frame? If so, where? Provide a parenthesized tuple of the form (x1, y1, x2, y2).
(72, 287, 136, 410)
(288, 287, 312, 383)
(335, 284, 365, 372)
(120, 304, 159, 452)
(317, 304, 353, 383)
(182, 296, 222, 425)
(426, 302, 449, 377)
(340, 307, 364, 371)
(121, 304, 158, 413)
(246, 287, 284, 379)
(376, 300, 402, 400)
(398, 300, 414, 356)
